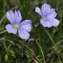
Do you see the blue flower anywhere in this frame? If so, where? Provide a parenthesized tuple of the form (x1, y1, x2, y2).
(35, 3, 60, 28)
(5, 10, 32, 40)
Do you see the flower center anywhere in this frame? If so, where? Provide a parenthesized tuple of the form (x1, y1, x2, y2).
(42, 16, 46, 21)
(13, 24, 19, 29)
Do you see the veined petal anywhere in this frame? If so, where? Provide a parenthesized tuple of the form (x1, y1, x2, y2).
(35, 7, 41, 16)
(49, 18, 60, 27)
(20, 24, 32, 32)
(45, 21, 52, 28)
(18, 29, 30, 40)
(46, 9, 57, 19)
(14, 10, 22, 23)
(20, 20, 32, 32)
(40, 19, 46, 27)
(6, 10, 14, 24)
(41, 3, 51, 16)
(5, 24, 17, 34)
(18, 11, 22, 21)
(20, 20, 32, 25)
(40, 19, 52, 28)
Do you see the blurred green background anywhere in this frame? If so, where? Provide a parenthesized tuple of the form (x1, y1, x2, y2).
(0, 0, 63, 63)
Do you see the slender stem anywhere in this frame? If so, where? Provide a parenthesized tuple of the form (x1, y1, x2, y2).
(0, 30, 6, 34)
(0, 15, 6, 24)
(34, 56, 42, 63)
(43, 27, 61, 62)
(36, 40, 46, 63)
(36, 26, 46, 63)
(43, 27, 58, 50)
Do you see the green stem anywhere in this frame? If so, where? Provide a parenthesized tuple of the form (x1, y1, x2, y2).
(34, 56, 42, 63)
(0, 15, 6, 25)
(36, 27, 46, 63)
(43, 27, 57, 50)
(43, 27, 61, 62)
(36, 40, 46, 63)
(0, 30, 6, 34)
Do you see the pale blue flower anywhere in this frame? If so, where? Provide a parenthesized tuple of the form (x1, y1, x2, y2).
(35, 3, 60, 28)
(5, 10, 32, 40)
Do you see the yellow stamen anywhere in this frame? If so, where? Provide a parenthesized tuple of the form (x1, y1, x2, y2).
(13, 24, 19, 29)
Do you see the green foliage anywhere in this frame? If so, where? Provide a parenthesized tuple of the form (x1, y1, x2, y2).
(4, 54, 8, 62)
(0, 0, 63, 63)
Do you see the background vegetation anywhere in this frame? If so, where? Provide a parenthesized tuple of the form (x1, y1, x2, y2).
(0, 0, 63, 63)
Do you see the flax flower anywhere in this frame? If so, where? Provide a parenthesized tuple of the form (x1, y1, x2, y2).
(35, 3, 60, 28)
(5, 10, 32, 40)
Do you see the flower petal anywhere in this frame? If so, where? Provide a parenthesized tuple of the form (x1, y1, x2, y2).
(20, 20, 32, 32)
(35, 7, 41, 16)
(20, 24, 32, 32)
(40, 19, 46, 27)
(18, 29, 30, 40)
(45, 21, 52, 28)
(6, 10, 14, 24)
(14, 10, 22, 23)
(41, 3, 51, 16)
(40, 19, 52, 28)
(49, 18, 60, 27)
(5, 24, 17, 34)
(20, 20, 32, 25)
(46, 9, 57, 19)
